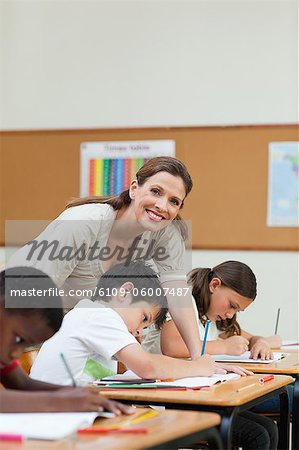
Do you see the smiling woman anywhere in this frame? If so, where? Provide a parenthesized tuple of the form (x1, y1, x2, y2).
(9, 157, 203, 360)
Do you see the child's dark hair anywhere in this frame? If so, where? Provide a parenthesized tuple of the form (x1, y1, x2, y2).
(188, 261, 257, 336)
(93, 261, 168, 328)
(0, 266, 63, 333)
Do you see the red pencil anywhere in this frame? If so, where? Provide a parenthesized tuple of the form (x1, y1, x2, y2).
(78, 427, 148, 434)
(99, 387, 188, 391)
(0, 434, 23, 442)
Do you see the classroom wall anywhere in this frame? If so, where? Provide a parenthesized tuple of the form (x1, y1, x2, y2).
(1, 0, 297, 130)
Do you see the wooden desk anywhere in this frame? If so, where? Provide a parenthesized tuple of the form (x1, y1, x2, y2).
(0, 409, 222, 450)
(234, 351, 299, 374)
(100, 374, 293, 450)
(223, 352, 299, 450)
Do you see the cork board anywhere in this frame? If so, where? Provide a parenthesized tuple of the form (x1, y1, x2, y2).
(1, 124, 298, 250)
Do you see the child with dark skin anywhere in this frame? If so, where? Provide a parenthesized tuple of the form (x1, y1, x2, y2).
(0, 266, 133, 415)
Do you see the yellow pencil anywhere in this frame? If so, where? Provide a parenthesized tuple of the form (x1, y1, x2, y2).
(236, 383, 257, 393)
(106, 410, 159, 428)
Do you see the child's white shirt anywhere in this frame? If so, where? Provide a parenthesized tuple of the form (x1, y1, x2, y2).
(30, 299, 137, 385)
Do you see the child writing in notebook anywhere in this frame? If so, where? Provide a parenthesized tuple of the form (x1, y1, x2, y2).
(0, 266, 133, 415)
(30, 261, 250, 386)
(142, 260, 280, 450)
(157, 261, 281, 358)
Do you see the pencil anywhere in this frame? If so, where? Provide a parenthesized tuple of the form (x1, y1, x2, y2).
(236, 383, 257, 393)
(78, 427, 148, 434)
(0, 434, 23, 442)
(274, 308, 280, 334)
(201, 320, 210, 356)
(60, 353, 77, 387)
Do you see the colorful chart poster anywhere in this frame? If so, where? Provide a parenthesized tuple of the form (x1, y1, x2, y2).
(80, 140, 175, 197)
(267, 142, 299, 227)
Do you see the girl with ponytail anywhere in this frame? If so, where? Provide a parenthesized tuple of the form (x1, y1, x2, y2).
(159, 260, 281, 358)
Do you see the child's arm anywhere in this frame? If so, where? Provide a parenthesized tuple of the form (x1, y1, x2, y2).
(0, 365, 133, 414)
(160, 317, 281, 361)
(1, 364, 66, 391)
(160, 320, 249, 357)
(115, 343, 252, 378)
(0, 387, 132, 413)
(115, 343, 215, 379)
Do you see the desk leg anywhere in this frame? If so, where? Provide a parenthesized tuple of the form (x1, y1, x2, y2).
(198, 428, 223, 450)
(278, 387, 290, 450)
(200, 427, 223, 450)
(292, 375, 299, 450)
(219, 407, 238, 450)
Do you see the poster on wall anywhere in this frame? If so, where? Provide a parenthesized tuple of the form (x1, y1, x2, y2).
(80, 140, 175, 197)
(267, 141, 299, 227)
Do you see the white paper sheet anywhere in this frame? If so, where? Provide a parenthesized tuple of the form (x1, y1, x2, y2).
(0, 412, 105, 440)
(97, 370, 240, 388)
(212, 351, 287, 364)
(157, 373, 240, 388)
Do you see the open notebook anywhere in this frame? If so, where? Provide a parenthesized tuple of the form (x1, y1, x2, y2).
(0, 412, 113, 440)
(94, 370, 240, 389)
(212, 351, 287, 364)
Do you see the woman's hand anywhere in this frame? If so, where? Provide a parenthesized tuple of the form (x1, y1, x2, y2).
(215, 364, 253, 377)
(53, 387, 135, 415)
(250, 339, 273, 360)
(223, 336, 250, 355)
(201, 354, 218, 373)
(190, 354, 220, 376)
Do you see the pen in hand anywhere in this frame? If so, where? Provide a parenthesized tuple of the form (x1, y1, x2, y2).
(201, 320, 211, 356)
(60, 353, 77, 387)
(274, 308, 280, 335)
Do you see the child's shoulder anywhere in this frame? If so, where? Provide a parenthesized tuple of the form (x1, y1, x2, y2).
(67, 300, 126, 328)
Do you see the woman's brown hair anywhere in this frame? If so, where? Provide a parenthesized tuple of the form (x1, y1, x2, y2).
(188, 261, 257, 336)
(66, 156, 193, 239)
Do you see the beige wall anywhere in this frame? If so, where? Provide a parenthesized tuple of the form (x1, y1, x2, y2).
(1, 0, 297, 130)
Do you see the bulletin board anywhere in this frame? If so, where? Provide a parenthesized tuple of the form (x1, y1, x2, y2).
(1, 124, 298, 250)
